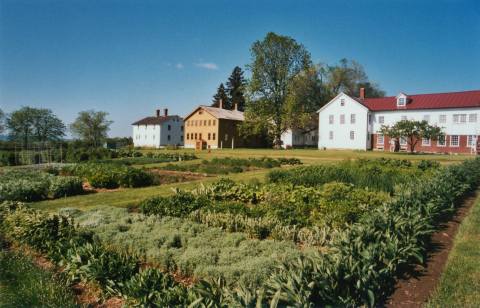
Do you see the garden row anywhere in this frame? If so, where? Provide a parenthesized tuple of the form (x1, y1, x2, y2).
(160, 156, 301, 174)
(0, 169, 83, 202)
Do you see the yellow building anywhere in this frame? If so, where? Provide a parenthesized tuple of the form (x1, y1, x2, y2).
(184, 103, 245, 149)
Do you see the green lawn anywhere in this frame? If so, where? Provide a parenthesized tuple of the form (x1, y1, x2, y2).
(30, 149, 472, 212)
(426, 195, 480, 307)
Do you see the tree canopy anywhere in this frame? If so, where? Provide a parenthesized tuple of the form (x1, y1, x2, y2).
(70, 110, 113, 148)
(226, 66, 247, 111)
(6, 107, 66, 147)
(245, 32, 312, 148)
(325, 58, 385, 98)
(211, 83, 231, 109)
(0, 108, 5, 134)
(380, 119, 444, 153)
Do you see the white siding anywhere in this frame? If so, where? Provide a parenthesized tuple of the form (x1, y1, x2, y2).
(318, 93, 370, 150)
(371, 108, 480, 136)
(132, 116, 184, 148)
(281, 128, 318, 148)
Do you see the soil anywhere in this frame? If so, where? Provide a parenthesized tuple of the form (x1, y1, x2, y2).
(148, 169, 210, 183)
(384, 190, 479, 308)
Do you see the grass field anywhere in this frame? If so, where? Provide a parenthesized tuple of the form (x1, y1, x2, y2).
(31, 149, 472, 212)
(427, 195, 480, 307)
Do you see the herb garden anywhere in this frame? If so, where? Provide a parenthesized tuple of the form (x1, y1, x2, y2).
(1, 157, 479, 307)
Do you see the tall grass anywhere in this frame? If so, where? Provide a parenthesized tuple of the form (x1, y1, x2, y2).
(0, 250, 78, 307)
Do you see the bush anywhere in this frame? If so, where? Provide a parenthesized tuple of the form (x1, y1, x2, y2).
(49, 176, 84, 198)
(140, 191, 210, 217)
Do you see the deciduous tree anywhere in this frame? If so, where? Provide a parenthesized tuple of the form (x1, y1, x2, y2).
(245, 32, 312, 148)
(70, 110, 112, 148)
(0, 108, 5, 134)
(380, 120, 443, 153)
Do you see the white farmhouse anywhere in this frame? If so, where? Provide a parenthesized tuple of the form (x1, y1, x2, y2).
(317, 89, 480, 154)
(132, 109, 184, 148)
(281, 128, 318, 149)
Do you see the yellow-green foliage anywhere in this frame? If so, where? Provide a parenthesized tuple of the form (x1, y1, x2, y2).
(70, 207, 307, 288)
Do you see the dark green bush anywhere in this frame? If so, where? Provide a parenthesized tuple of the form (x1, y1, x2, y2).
(49, 176, 84, 198)
(140, 191, 210, 217)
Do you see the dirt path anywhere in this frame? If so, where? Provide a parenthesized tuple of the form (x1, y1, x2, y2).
(385, 190, 479, 308)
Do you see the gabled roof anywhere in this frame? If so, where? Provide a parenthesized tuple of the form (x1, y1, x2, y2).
(184, 105, 244, 121)
(317, 92, 369, 113)
(358, 90, 480, 111)
(131, 115, 180, 125)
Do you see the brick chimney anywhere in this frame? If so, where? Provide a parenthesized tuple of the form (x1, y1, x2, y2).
(156, 109, 160, 117)
(164, 108, 168, 116)
(219, 99, 223, 109)
(359, 87, 365, 99)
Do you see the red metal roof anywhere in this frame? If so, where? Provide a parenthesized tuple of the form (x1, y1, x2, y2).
(358, 90, 480, 111)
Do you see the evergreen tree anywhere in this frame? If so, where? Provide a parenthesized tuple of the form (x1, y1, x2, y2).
(226, 66, 246, 111)
(211, 83, 231, 109)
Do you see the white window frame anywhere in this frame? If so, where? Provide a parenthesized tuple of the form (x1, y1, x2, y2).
(340, 114, 345, 124)
(340, 99, 345, 106)
(377, 134, 384, 145)
(450, 135, 459, 147)
(329, 115, 334, 124)
(400, 137, 407, 146)
(329, 131, 333, 140)
(467, 135, 476, 147)
(439, 114, 447, 124)
(437, 135, 446, 147)
(350, 114, 356, 124)
(422, 137, 431, 146)
(469, 114, 477, 123)
(379, 116, 385, 124)
(350, 131, 355, 140)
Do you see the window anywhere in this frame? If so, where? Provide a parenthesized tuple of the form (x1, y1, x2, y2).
(329, 115, 334, 124)
(204, 120, 207, 126)
(167, 135, 171, 141)
(194, 133, 197, 140)
(186, 134, 189, 140)
(350, 114, 356, 124)
(453, 114, 467, 124)
(467, 135, 476, 147)
(181, 135, 183, 141)
(199, 133, 202, 140)
(422, 137, 431, 146)
(199, 110, 203, 115)
(423, 115, 430, 122)
(401, 116, 407, 121)
(329, 131, 333, 140)
(439, 115, 447, 124)
(368, 114, 372, 124)
(208, 133, 211, 140)
(398, 97, 406, 106)
(213, 120, 216, 126)
(377, 134, 384, 145)
(340, 99, 345, 106)
(350, 131, 355, 140)
(153, 135, 155, 139)
(340, 114, 345, 124)
(437, 135, 446, 147)
(181, 126, 184, 131)
(469, 114, 478, 123)
(168, 125, 171, 131)
(212, 133, 216, 140)
(450, 135, 459, 147)
(208, 120, 211, 126)
(224, 134, 228, 141)
(400, 137, 407, 146)
(379, 116, 385, 124)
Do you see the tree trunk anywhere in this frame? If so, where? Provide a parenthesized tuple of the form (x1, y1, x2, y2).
(394, 138, 400, 152)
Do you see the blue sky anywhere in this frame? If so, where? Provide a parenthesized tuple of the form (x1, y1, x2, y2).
(1, 0, 479, 137)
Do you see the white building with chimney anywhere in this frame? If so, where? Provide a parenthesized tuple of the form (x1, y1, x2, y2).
(317, 89, 480, 154)
(132, 108, 184, 148)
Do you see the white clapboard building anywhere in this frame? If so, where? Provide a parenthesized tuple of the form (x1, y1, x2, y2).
(132, 109, 184, 148)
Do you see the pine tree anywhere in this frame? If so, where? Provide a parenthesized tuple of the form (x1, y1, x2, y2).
(211, 83, 231, 109)
(226, 66, 246, 111)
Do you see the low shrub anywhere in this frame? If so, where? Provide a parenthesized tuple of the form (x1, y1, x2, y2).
(49, 176, 84, 198)
(140, 191, 210, 217)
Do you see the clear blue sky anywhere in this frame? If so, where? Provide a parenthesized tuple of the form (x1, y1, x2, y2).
(1, 0, 479, 137)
